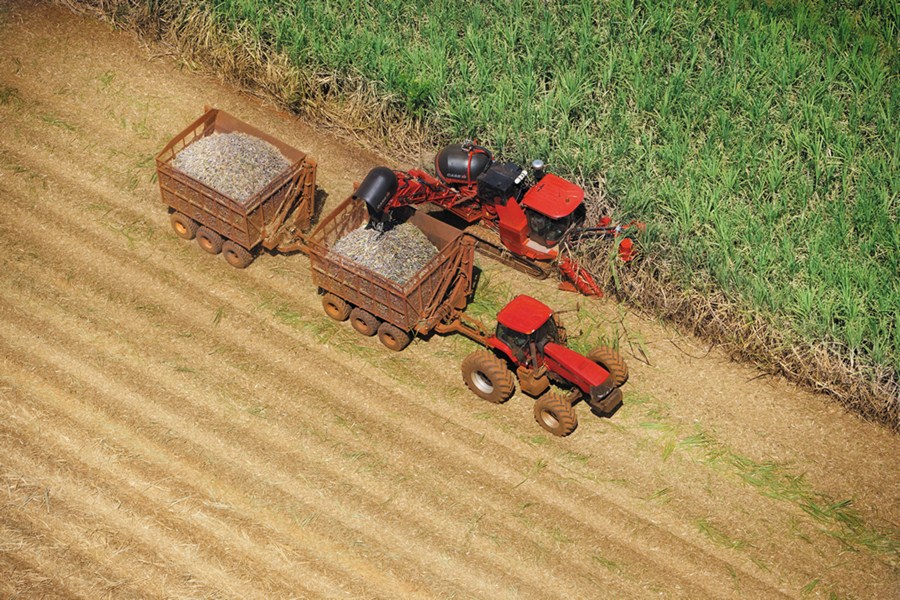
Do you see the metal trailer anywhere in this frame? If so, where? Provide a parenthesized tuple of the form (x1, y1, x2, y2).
(307, 198, 476, 351)
(156, 107, 316, 268)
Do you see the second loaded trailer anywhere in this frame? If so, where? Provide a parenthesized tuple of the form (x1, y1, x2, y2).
(307, 198, 476, 352)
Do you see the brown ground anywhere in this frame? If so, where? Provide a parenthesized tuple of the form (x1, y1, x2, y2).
(0, 2, 897, 598)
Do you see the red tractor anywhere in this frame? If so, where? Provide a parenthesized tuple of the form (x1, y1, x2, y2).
(437, 295, 629, 436)
(354, 142, 640, 296)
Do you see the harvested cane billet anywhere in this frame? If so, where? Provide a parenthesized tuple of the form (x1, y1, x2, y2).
(172, 132, 289, 203)
(331, 222, 437, 284)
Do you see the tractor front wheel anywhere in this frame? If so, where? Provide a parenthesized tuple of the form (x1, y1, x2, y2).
(461, 350, 515, 404)
(534, 391, 578, 437)
(588, 346, 629, 387)
(349, 307, 380, 337)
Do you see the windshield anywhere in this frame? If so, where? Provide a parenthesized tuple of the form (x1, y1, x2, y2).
(532, 317, 559, 351)
(496, 318, 559, 364)
(525, 204, 586, 247)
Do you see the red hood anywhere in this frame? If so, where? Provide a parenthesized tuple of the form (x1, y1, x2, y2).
(543, 342, 609, 391)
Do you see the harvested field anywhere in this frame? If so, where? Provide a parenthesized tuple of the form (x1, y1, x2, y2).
(0, 2, 897, 599)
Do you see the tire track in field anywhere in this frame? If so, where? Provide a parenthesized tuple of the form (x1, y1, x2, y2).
(0, 230, 572, 596)
(0, 373, 361, 600)
(0, 446, 217, 600)
(0, 348, 359, 599)
(0, 236, 612, 600)
(0, 421, 267, 599)
(0, 171, 792, 596)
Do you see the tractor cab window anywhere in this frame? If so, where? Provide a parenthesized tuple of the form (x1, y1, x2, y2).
(496, 324, 531, 363)
(525, 204, 586, 247)
(532, 317, 560, 352)
(496, 317, 560, 364)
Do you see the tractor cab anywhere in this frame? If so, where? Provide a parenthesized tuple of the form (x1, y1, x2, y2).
(520, 173, 587, 248)
(494, 295, 560, 366)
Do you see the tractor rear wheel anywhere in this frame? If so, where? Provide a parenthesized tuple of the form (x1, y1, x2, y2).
(170, 212, 198, 240)
(588, 346, 629, 387)
(461, 350, 515, 404)
(222, 241, 254, 268)
(349, 307, 380, 337)
(196, 226, 223, 255)
(534, 391, 578, 437)
(322, 293, 351, 321)
(377, 322, 412, 352)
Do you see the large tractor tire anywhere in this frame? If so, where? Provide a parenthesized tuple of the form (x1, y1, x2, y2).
(170, 212, 198, 240)
(222, 241, 254, 268)
(588, 346, 629, 387)
(533, 391, 578, 437)
(349, 307, 380, 337)
(196, 226, 224, 255)
(322, 293, 352, 321)
(377, 322, 412, 352)
(461, 350, 515, 404)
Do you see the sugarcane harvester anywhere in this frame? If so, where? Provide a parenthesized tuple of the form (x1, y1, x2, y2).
(355, 142, 639, 296)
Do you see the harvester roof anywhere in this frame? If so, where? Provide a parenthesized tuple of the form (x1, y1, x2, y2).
(496, 295, 554, 334)
(521, 173, 584, 219)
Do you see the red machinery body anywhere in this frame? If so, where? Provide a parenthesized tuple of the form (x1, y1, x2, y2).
(354, 143, 639, 296)
(452, 293, 630, 436)
(486, 295, 613, 399)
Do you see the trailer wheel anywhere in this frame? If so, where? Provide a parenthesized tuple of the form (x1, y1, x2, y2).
(170, 212, 198, 240)
(196, 227, 223, 255)
(461, 350, 515, 404)
(222, 241, 254, 268)
(322, 293, 351, 321)
(534, 391, 578, 437)
(377, 322, 412, 352)
(349, 308, 380, 337)
(588, 346, 629, 387)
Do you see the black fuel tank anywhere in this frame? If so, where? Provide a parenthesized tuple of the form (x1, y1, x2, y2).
(435, 143, 493, 186)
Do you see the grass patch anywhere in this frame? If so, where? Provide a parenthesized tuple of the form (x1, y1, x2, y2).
(40, 113, 77, 132)
(695, 517, 748, 550)
(676, 425, 900, 558)
(0, 85, 21, 106)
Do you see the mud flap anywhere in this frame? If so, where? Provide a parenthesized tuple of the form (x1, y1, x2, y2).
(587, 387, 623, 417)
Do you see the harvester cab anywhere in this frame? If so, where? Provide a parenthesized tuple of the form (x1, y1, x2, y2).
(435, 142, 587, 261)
